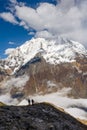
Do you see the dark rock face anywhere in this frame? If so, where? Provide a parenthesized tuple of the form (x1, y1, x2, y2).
(0, 103, 87, 130)
(0, 56, 87, 100)
(14, 56, 87, 98)
(0, 67, 9, 82)
(15, 56, 41, 77)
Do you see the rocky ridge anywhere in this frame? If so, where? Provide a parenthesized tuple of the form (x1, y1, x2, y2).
(0, 103, 87, 130)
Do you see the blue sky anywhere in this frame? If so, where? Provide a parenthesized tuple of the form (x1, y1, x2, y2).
(0, 0, 87, 58)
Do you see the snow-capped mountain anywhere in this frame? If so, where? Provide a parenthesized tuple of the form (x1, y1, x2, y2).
(2, 38, 87, 73)
(0, 37, 87, 121)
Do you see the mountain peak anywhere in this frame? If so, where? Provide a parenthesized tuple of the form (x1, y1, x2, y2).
(1, 37, 87, 73)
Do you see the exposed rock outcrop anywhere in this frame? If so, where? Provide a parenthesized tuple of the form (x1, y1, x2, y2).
(15, 55, 87, 98)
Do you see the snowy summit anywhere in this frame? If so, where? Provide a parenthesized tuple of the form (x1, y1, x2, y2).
(2, 37, 87, 73)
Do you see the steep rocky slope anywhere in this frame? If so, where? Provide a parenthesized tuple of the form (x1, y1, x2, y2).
(0, 103, 87, 130)
(15, 56, 87, 98)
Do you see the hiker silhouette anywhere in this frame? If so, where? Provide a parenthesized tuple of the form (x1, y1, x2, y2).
(31, 99, 34, 105)
(28, 99, 30, 105)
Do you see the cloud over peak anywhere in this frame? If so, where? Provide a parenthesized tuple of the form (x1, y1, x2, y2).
(5, 48, 15, 55)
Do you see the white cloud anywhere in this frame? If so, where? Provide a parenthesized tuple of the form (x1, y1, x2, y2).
(9, 0, 25, 7)
(28, 32, 35, 35)
(8, 41, 15, 45)
(2, 75, 29, 92)
(0, 12, 18, 24)
(35, 30, 56, 39)
(15, 5, 44, 30)
(5, 48, 15, 55)
(12, 1, 87, 46)
(19, 21, 29, 30)
(9, 0, 17, 4)
(1, 0, 87, 46)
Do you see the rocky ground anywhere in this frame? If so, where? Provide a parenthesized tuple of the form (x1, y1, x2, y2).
(0, 103, 87, 130)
